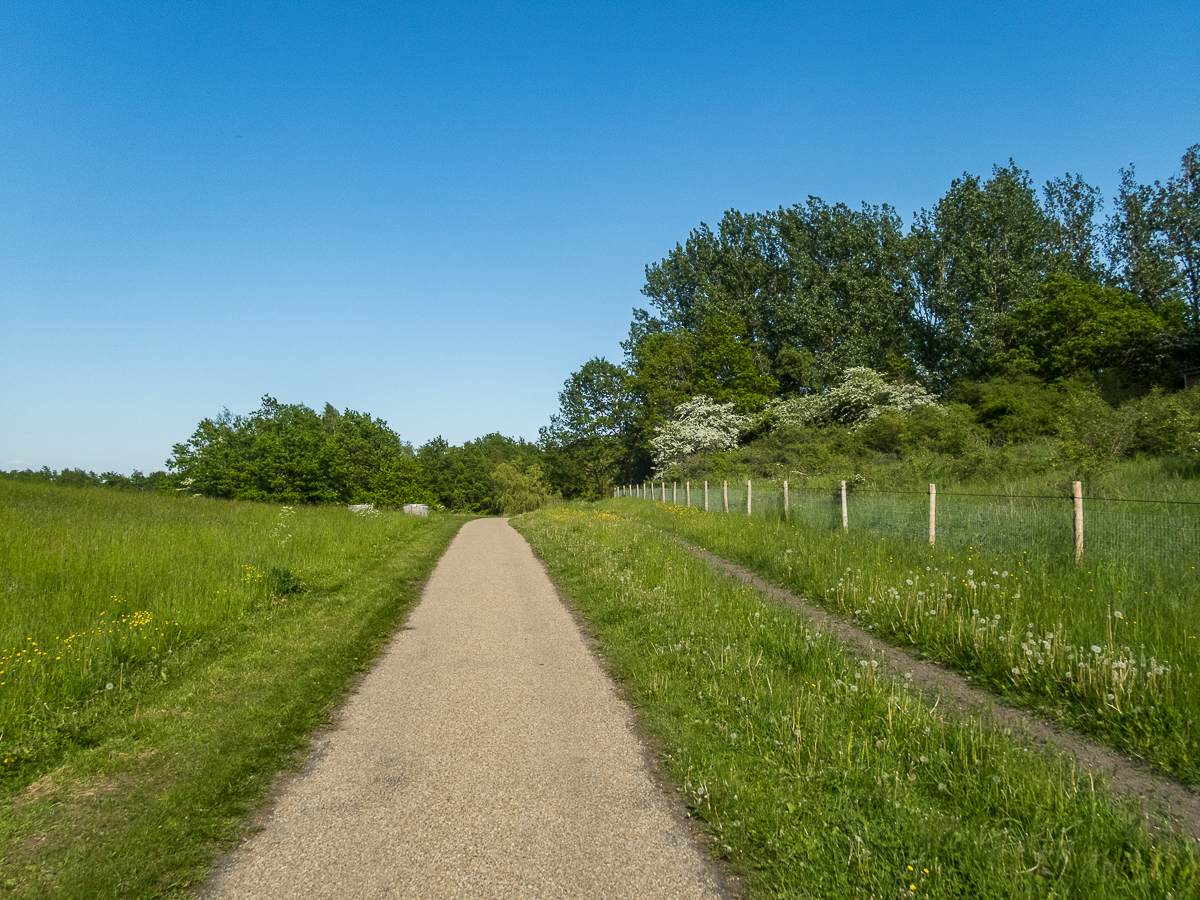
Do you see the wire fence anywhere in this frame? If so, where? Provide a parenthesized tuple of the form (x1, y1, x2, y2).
(615, 480, 1200, 572)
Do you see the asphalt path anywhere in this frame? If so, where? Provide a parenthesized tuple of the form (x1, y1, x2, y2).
(200, 517, 731, 900)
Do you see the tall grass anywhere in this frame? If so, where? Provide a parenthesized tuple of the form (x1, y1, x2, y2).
(515, 505, 1198, 898)
(608, 496, 1200, 785)
(1, 481, 467, 898)
(0, 480, 432, 779)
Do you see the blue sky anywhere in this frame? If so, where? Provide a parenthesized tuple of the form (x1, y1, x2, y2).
(3, 1, 1197, 475)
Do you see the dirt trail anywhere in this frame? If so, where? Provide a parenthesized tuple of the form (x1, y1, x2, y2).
(200, 518, 734, 900)
(674, 536, 1200, 843)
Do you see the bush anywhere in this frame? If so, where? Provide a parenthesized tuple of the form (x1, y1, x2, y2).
(491, 462, 558, 516)
(950, 374, 1063, 444)
(1127, 388, 1200, 456)
(769, 367, 939, 430)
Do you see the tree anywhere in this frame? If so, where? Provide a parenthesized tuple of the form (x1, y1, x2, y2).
(1105, 165, 1178, 314)
(768, 367, 938, 431)
(632, 202, 914, 394)
(490, 462, 557, 515)
(909, 162, 1060, 387)
(1004, 275, 1167, 383)
(417, 433, 541, 511)
(622, 314, 777, 484)
(169, 395, 430, 505)
(541, 358, 636, 499)
(1163, 144, 1200, 326)
(324, 409, 430, 505)
(775, 198, 914, 388)
(1043, 173, 1106, 282)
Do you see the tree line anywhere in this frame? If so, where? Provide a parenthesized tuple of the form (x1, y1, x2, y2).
(10, 145, 1196, 508)
(540, 145, 1200, 495)
(3, 397, 557, 515)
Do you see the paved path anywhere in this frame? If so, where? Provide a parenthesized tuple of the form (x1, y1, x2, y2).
(201, 518, 730, 900)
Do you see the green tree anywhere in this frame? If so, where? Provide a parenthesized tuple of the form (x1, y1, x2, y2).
(169, 396, 432, 505)
(541, 358, 636, 499)
(774, 198, 914, 388)
(490, 461, 557, 516)
(1043, 173, 1106, 282)
(633, 202, 913, 393)
(1105, 164, 1179, 314)
(417, 433, 541, 511)
(1163, 144, 1200, 326)
(909, 161, 1060, 387)
(1005, 275, 1167, 383)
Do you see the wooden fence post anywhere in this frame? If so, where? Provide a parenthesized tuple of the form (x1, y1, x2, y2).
(783, 480, 789, 519)
(841, 480, 848, 531)
(686, 481, 691, 507)
(1073, 481, 1084, 563)
(704, 480, 709, 511)
(673, 482, 677, 505)
(724, 480, 729, 512)
(747, 480, 752, 516)
(929, 483, 936, 545)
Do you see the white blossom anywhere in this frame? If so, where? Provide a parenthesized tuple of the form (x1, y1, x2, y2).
(767, 367, 938, 431)
(650, 395, 750, 476)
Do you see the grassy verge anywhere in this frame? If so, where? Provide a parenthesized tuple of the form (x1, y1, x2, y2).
(0, 482, 467, 898)
(606, 497, 1200, 787)
(514, 504, 1198, 899)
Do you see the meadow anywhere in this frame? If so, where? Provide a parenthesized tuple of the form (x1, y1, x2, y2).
(0, 480, 466, 898)
(514, 504, 1200, 898)
(603, 493, 1200, 786)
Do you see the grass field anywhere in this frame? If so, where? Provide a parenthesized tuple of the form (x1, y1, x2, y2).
(603, 494, 1200, 788)
(514, 504, 1199, 898)
(0, 481, 467, 898)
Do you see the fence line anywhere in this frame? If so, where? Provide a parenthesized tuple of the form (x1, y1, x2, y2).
(615, 480, 1200, 568)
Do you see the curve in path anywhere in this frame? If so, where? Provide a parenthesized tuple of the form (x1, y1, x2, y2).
(200, 518, 733, 900)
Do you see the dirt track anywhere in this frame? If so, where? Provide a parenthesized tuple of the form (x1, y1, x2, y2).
(200, 518, 733, 900)
(676, 537, 1200, 844)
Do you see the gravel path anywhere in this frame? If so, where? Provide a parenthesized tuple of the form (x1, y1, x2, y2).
(200, 518, 732, 900)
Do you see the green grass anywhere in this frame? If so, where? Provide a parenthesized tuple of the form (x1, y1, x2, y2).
(605, 495, 1200, 787)
(0, 481, 468, 898)
(514, 504, 1199, 899)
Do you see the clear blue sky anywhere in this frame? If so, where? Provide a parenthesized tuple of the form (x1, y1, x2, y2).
(3, 1, 1197, 475)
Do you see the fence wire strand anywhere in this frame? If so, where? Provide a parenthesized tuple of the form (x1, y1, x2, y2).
(618, 483, 1200, 573)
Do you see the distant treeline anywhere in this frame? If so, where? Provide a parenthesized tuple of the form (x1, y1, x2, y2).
(1, 467, 171, 491)
(14, 145, 1199, 509)
(3, 396, 554, 514)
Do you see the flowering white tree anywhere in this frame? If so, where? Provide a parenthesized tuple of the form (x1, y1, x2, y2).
(650, 395, 749, 476)
(768, 367, 938, 430)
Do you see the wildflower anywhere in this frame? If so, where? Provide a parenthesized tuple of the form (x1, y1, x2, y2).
(1092, 645, 1102, 654)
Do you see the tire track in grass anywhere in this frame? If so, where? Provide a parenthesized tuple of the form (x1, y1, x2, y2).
(673, 533, 1200, 844)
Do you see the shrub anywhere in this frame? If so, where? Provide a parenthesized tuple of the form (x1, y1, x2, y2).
(769, 367, 939, 430)
(950, 374, 1063, 444)
(650, 395, 750, 477)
